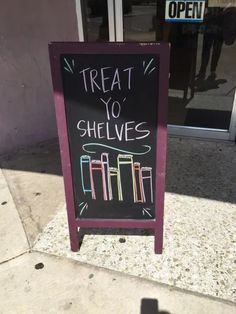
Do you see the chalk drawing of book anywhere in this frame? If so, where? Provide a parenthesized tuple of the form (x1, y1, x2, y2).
(101, 153, 112, 201)
(141, 167, 153, 203)
(80, 155, 92, 195)
(133, 162, 144, 203)
(108, 167, 122, 201)
(90, 160, 108, 201)
(117, 154, 136, 202)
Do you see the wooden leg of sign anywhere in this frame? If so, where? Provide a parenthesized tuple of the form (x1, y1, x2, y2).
(154, 228, 163, 254)
(69, 224, 80, 252)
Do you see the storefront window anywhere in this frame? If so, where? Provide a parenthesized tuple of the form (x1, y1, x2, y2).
(82, 0, 109, 42)
(123, 0, 236, 130)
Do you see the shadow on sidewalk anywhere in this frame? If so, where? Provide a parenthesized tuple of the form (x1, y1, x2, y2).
(78, 228, 153, 243)
(140, 298, 170, 314)
(1, 137, 236, 204)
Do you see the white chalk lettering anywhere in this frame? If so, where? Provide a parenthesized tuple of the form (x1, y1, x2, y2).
(111, 69, 121, 91)
(111, 101, 121, 119)
(100, 97, 112, 120)
(115, 124, 124, 141)
(87, 121, 97, 138)
(100, 67, 111, 93)
(123, 67, 134, 90)
(77, 120, 86, 137)
(77, 120, 150, 141)
(125, 121, 136, 141)
(97, 122, 105, 139)
(79, 67, 134, 93)
(79, 68, 90, 92)
(106, 122, 116, 140)
(90, 69, 101, 93)
(135, 122, 150, 139)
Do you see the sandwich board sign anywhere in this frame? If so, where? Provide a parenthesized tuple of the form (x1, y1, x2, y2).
(165, 0, 206, 23)
(49, 42, 169, 254)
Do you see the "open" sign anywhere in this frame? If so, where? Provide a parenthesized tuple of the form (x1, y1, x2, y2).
(165, 0, 206, 23)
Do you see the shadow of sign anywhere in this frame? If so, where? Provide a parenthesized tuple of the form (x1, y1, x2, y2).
(140, 298, 171, 314)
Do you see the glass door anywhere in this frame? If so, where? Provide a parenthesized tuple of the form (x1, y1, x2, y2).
(76, 0, 236, 140)
(76, 0, 116, 41)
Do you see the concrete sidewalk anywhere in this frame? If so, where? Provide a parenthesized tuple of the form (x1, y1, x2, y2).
(1, 251, 235, 314)
(0, 137, 235, 313)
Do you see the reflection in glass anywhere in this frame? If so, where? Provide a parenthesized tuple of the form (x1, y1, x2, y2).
(123, 0, 156, 41)
(82, 0, 109, 41)
(122, 0, 236, 130)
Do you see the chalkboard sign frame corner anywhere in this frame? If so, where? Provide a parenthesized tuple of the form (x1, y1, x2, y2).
(49, 42, 170, 254)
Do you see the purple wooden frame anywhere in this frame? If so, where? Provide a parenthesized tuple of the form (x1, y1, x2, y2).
(49, 42, 169, 254)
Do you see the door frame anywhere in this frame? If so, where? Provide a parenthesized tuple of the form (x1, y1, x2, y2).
(75, 0, 236, 141)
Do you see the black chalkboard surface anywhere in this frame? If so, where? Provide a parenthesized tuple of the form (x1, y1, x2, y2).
(61, 53, 158, 220)
(49, 42, 169, 253)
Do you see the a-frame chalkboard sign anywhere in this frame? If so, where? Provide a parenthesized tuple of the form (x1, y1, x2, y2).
(49, 42, 169, 254)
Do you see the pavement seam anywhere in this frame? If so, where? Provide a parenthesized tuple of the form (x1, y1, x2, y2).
(0, 250, 29, 266)
(31, 248, 236, 307)
(0, 168, 31, 249)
